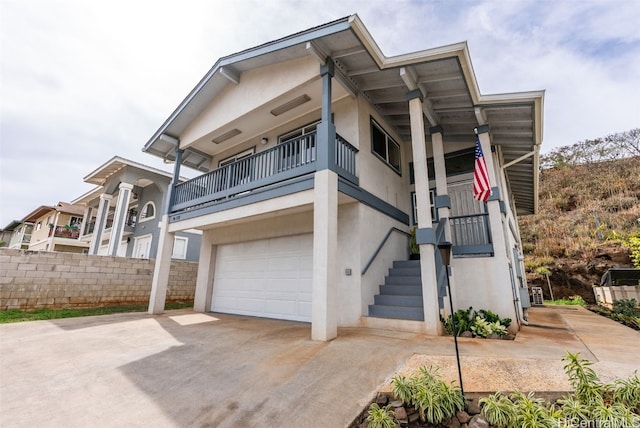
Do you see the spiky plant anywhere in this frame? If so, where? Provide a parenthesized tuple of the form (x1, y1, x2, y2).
(479, 392, 517, 427)
(366, 403, 397, 428)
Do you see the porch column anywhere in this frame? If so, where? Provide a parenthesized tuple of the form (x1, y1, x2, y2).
(89, 193, 112, 255)
(108, 182, 133, 256)
(408, 91, 441, 335)
(430, 126, 451, 221)
(79, 205, 92, 238)
(148, 145, 182, 315)
(311, 59, 338, 341)
(476, 126, 507, 260)
(194, 230, 216, 312)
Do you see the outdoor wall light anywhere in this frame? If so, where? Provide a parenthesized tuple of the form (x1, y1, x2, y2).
(437, 241, 452, 267)
(261, 137, 268, 145)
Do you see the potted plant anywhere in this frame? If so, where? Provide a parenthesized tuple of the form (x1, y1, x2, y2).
(409, 227, 420, 260)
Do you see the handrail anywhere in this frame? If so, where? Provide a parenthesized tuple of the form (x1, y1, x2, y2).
(361, 227, 411, 275)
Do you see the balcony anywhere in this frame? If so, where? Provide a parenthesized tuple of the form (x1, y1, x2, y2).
(171, 132, 358, 216)
(49, 226, 81, 240)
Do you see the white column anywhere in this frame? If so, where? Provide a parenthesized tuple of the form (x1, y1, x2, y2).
(148, 215, 175, 315)
(108, 182, 133, 256)
(408, 94, 441, 335)
(311, 169, 338, 341)
(79, 206, 91, 238)
(89, 194, 112, 255)
(194, 230, 216, 313)
(431, 128, 450, 221)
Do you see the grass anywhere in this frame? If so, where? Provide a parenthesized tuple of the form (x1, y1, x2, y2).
(0, 301, 194, 324)
(544, 296, 586, 306)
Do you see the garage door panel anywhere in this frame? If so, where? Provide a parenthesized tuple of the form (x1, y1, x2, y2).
(212, 234, 313, 322)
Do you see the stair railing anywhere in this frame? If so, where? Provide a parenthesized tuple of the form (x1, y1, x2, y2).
(361, 227, 411, 275)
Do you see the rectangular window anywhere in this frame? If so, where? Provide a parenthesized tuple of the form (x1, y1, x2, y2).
(218, 148, 255, 168)
(172, 236, 188, 260)
(411, 190, 437, 225)
(371, 118, 401, 174)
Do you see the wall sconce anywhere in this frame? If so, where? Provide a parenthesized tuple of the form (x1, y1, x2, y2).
(261, 137, 269, 145)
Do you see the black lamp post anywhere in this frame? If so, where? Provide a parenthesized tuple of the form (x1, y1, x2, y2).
(437, 241, 464, 396)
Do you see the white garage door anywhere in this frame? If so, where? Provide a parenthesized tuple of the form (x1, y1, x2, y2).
(211, 234, 313, 322)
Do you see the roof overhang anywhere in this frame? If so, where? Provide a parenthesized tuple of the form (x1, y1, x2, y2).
(142, 14, 544, 215)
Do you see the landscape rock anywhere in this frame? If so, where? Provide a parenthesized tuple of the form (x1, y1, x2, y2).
(468, 414, 489, 428)
(466, 398, 481, 415)
(456, 410, 471, 424)
(444, 415, 461, 428)
(394, 406, 407, 421)
(460, 331, 474, 338)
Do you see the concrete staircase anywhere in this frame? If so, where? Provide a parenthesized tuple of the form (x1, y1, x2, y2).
(368, 260, 424, 321)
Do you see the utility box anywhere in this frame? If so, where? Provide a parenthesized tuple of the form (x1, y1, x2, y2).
(531, 287, 544, 305)
(519, 287, 531, 308)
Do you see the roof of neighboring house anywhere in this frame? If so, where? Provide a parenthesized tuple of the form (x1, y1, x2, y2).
(22, 202, 86, 223)
(2, 220, 24, 231)
(83, 155, 189, 186)
(142, 14, 544, 215)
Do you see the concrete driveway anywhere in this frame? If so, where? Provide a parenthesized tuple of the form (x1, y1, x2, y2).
(1, 306, 638, 427)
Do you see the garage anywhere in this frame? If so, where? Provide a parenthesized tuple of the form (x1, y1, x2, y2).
(211, 234, 313, 322)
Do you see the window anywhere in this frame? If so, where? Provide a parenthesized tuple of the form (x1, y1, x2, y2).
(278, 120, 320, 143)
(218, 148, 255, 168)
(35, 221, 42, 231)
(409, 148, 476, 184)
(69, 216, 82, 227)
(172, 236, 188, 259)
(139, 202, 155, 222)
(371, 118, 401, 173)
(411, 190, 437, 225)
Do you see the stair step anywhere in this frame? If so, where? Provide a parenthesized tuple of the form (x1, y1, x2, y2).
(393, 260, 421, 269)
(374, 294, 423, 307)
(384, 275, 421, 286)
(368, 305, 424, 321)
(379, 284, 422, 296)
(388, 267, 422, 277)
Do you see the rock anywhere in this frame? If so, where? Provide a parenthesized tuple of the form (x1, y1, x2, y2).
(466, 398, 481, 415)
(408, 412, 420, 423)
(444, 415, 461, 428)
(375, 394, 388, 405)
(468, 414, 489, 428)
(487, 333, 500, 340)
(461, 331, 474, 338)
(394, 406, 407, 421)
(456, 410, 471, 424)
(390, 400, 403, 408)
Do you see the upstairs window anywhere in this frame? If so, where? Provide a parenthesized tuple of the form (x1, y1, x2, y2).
(139, 202, 155, 222)
(371, 118, 401, 174)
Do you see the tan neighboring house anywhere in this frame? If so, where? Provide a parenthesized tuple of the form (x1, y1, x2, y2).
(1, 220, 34, 249)
(23, 202, 89, 253)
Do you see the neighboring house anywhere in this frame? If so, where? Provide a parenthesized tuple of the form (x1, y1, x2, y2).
(141, 15, 544, 341)
(22, 202, 89, 253)
(71, 156, 201, 261)
(0, 220, 34, 249)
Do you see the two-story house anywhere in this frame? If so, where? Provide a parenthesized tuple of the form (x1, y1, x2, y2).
(1, 220, 34, 250)
(72, 156, 202, 261)
(22, 202, 89, 253)
(142, 15, 544, 341)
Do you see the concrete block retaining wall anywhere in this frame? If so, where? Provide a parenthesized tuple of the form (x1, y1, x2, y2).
(0, 249, 197, 310)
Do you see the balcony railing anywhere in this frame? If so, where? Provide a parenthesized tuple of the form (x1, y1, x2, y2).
(49, 226, 81, 239)
(450, 213, 493, 256)
(171, 131, 358, 213)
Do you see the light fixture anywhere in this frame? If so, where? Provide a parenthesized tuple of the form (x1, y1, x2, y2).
(437, 241, 464, 397)
(211, 128, 241, 144)
(270, 94, 311, 116)
(261, 137, 268, 145)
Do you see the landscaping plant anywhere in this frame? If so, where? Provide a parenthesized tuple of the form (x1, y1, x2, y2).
(391, 366, 464, 425)
(440, 306, 511, 338)
(366, 403, 397, 428)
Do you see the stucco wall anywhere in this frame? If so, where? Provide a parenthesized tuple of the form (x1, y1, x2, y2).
(0, 249, 197, 310)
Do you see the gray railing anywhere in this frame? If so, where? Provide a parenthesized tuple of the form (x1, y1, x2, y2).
(434, 218, 448, 309)
(450, 213, 493, 255)
(361, 227, 411, 275)
(171, 131, 358, 213)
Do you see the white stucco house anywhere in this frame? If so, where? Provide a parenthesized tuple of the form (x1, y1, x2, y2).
(143, 15, 544, 341)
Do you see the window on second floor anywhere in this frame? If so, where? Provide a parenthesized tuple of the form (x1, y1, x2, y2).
(139, 202, 155, 222)
(371, 118, 401, 174)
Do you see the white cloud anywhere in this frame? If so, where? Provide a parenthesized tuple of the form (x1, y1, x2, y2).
(1, 0, 639, 226)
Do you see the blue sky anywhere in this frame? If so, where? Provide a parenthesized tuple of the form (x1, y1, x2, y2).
(1, 0, 639, 226)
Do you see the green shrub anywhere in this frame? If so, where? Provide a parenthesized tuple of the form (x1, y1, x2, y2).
(613, 299, 639, 317)
(391, 366, 464, 425)
(366, 403, 397, 428)
(440, 307, 511, 338)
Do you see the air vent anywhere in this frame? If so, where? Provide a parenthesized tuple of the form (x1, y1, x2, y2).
(212, 129, 241, 144)
(270, 94, 311, 116)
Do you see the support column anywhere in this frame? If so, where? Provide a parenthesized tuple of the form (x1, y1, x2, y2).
(430, 127, 451, 221)
(194, 230, 217, 312)
(148, 215, 174, 314)
(89, 194, 112, 255)
(108, 182, 133, 256)
(79, 206, 92, 238)
(311, 59, 338, 341)
(408, 91, 441, 335)
(311, 169, 338, 341)
(148, 144, 182, 315)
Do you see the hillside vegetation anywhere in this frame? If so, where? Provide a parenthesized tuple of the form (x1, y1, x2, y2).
(518, 129, 640, 303)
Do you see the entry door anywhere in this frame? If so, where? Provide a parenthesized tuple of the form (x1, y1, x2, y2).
(133, 235, 152, 259)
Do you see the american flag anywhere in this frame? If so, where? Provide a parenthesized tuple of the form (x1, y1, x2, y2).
(473, 138, 492, 202)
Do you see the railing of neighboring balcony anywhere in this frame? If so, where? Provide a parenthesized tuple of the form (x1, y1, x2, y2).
(49, 225, 81, 239)
(450, 213, 493, 256)
(171, 131, 358, 213)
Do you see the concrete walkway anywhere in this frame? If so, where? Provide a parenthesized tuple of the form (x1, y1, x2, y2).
(0, 306, 638, 427)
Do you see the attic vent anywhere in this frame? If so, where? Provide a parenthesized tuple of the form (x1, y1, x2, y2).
(212, 129, 241, 144)
(270, 94, 311, 116)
